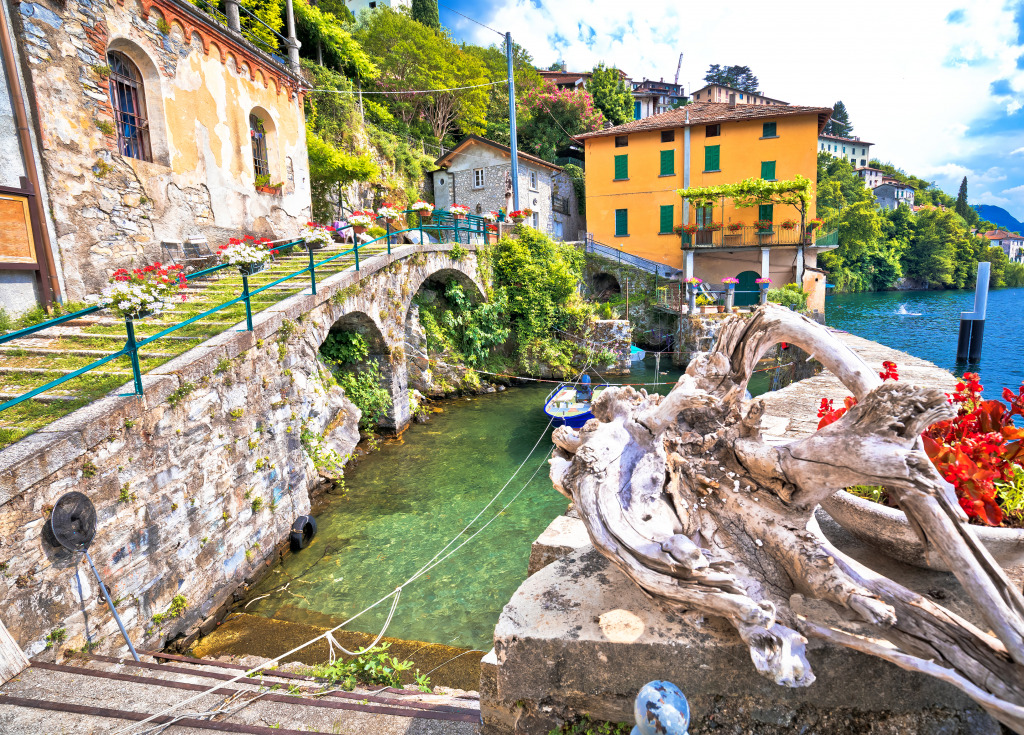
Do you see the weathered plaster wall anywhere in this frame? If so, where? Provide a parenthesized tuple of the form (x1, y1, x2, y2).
(0, 244, 484, 658)
(16, 0, 311, 301)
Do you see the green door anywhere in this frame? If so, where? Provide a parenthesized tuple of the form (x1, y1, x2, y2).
(735, 270, 761, 306)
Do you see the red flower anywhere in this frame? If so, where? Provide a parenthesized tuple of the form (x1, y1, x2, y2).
(879, 361, 899, 381)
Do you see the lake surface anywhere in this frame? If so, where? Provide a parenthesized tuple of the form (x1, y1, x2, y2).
(826, 288, 1024, 396)
(243, 359, 765, 651)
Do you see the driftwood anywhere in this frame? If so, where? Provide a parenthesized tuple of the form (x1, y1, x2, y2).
(549, 305, 1024, 731)
(0, 615, 29, 684)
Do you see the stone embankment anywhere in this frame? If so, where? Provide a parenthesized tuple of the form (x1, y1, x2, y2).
(482, 329, 992, 735)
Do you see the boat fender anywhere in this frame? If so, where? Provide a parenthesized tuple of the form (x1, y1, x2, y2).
(290, 515, 318, 552)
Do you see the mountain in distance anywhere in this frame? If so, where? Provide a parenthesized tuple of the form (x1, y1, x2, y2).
(974, 204, 1023, 233)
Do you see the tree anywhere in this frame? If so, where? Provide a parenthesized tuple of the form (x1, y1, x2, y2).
(588, 63, 633, 126)
(307, 125, 378, 221)
(955, 176, 971, 221)
(517, 81, 605, 162)
(240, 0, 284, 53)
(411, 0, 440, 30)
(824, 100, 853, 137)
(903, 209, 958, 287)
(703, 64, 758, 92)
(463, 41, 541, 146)
(294, 0, 377, 79)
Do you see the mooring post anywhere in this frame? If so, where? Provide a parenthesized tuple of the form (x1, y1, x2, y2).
(956, 261, 990, 363)
(241, 272, 254, 331)
(124, 317, 144, 396)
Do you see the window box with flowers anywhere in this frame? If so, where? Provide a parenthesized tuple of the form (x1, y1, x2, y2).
(301, 222, 335, 251)
(509, 208, 532, 223)
(348, 210, 374, 234)
(754, 219, 774, 235)
(218, 235, 273, 275)
(449, 204, 470, 220)
(481, 211, 499, 223)
(376, 204, 401, 225)
(411, 201, 434, 225)
(254, 175, 283, 195)
(780, 219, 798, 231)
(726, 222, 744, 233)
(806, 218, 823, 232)
(104, 264, 187, 320)
(681, 224, 700, 235)
(706, 222, 723, 232)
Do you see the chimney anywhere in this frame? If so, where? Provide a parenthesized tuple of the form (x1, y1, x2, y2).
(728, 93, 736, 108)
(603, 120, 614, 129)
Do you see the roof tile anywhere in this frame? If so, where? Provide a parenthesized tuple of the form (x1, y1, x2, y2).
(577, 102, 833, 139)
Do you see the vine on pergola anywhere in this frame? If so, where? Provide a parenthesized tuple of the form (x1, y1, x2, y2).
(677, 175, 814, 221)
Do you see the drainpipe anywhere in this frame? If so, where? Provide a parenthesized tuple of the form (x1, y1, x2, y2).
(284, 0, 300, 74)
(0, 1, 60, 306)
(682, 108, 690, 227)
(223, 0, 242, 34)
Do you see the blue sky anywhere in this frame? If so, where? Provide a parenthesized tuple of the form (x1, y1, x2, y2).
(439, 0, 1024, 219)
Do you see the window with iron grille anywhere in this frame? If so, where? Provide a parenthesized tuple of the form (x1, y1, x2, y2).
(250, 114, 270, 183)
(107, 50, 151, 162)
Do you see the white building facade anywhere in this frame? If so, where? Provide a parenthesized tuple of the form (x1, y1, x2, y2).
(873, 182, 915, 210)
(819, 134, 873, 168)
(855, 167, 886, 189)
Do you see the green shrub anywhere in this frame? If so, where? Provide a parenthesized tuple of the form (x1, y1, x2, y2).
(335, 364, 391, 428)
(366, 225, 387, 239)
(766, 283, 808, 311)
(321, 330, 369, 365)
(306, 642, 414, 691)
(152, 594, 187, 624)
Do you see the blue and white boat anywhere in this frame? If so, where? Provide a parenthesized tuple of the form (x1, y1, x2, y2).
(629, 345, 646, 361)
(543, 375, 608, 428)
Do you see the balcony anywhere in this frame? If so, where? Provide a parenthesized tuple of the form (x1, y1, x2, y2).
(680, 224, 817, 249)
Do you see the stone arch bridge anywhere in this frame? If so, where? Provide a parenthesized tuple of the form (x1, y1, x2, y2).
(0, 242, 488, 663)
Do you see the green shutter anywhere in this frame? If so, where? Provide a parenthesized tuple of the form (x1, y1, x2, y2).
(659, 204, 674, 234)
(615, 208, 628, 236)
(660, 150, 675, 176)
(763, 121, 777, 137)
(758, 204, 774, 223)
(704, 145, 720, 171)
(614, 154, 628, 180)
(760, 161, 776, 180)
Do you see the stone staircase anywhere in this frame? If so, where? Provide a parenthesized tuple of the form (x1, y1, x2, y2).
(0, 242, 390, 448)
(0, 650, 480, 734)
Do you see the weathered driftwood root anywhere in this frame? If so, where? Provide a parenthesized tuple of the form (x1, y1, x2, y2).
(549, 305, 1024, 731)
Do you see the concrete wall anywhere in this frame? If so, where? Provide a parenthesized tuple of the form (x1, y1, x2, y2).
(15, 0, 311, 301)
(0, 244, 484, 658)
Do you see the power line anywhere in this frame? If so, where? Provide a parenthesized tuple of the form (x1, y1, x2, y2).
(308, 79, 507, 95)
(437, 3, 505, 37)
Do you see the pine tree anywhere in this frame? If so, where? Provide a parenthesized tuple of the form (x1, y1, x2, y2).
(825, 101, 853, 137)
(955, 176, 971, 220)
(703, 64, 759, 93)
(411, 0, 440, 30)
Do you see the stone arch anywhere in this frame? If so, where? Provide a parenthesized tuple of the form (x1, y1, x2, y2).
(590, 272, 621, 299)
(321, 310, 407, 431)
(106, 36, 171, 167)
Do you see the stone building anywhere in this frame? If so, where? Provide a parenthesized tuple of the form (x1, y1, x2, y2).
(873, 180, 915, 210)
(430, 135, 581, 240)
(5, 0, 311, 307)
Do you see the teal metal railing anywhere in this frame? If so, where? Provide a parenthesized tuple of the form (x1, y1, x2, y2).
(0, 211, 489, 412)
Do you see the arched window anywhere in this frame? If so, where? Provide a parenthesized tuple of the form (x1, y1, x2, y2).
(250, 114, 270, 183)
(107, 50, 151, 162)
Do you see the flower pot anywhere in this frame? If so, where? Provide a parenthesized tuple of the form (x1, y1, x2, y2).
(716, 305, 725, 313)
(257, 185, 281, 195)
(238, 261, 268, 276)
(416, 212, 432, 225)
(511, 217, 525, 224)
(821, 490, 1024, 571)
(351, 225, 366, 235)
(123, 309, 154, 321)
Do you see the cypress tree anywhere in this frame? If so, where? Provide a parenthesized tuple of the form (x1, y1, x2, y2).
(825, 101, 852, 137)
(955, 176, 970, 220)
(411, 0, 440, 30)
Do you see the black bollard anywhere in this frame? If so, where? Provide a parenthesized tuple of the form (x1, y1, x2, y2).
(955, 262, 990, 364)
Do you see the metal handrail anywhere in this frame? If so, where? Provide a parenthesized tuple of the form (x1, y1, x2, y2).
(0, 220, 479, 413)
(584, 235, 682, 278)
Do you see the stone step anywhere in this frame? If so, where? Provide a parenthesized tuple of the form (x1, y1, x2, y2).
(0, 366, 131, 376)
(0, 392, 80, 402)
(0, 346, 175, 358)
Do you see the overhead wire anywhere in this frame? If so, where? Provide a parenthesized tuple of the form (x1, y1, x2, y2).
(307, 79, 507, 95)
(437, 3, 505, 38)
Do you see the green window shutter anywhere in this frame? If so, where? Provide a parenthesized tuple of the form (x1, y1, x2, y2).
(659, 204, 674, 234)
(760, 161, 776, 180)
(704, 145, 720, 171)
(614, 154, 628, 180)
(758, 204, 774, 222)
(660, 150, 675, 176)
(615, 208, 628, 236)
(763, 121, 777, 137)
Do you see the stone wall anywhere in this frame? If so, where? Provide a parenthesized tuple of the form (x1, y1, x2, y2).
(15, 0, 311, 301)
(0, 244, 484, 658)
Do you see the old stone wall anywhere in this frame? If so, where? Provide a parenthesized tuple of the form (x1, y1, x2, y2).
(0, 244, 484, 658)
(15, 0, 311, 301)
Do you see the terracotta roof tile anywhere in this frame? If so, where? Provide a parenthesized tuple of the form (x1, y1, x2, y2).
(435, 134, 562, 172)
(576, 102, 833, 139)
(985, 229, 1020, 239)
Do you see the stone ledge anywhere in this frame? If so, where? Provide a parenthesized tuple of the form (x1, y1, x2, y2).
(527, 514, 589, 576)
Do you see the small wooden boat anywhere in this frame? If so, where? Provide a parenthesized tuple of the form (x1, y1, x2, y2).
(543, 377, 607, 428)
(629, 345, 646, 361)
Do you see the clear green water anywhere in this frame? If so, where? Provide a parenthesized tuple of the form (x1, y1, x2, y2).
(826, 288, 1024, 396)
(243, 360, 767, 651)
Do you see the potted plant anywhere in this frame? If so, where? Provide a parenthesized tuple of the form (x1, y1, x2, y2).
(255, 175, 283, 195)
(806, 217, 823, 232)
(450, 204, 470, 220)
(696, 293, 715, 314)
(411, 201, 434, 225)
(300, 222, 335, 251)
(726, 222, 743, 233)
(682, 224, 699, 235)
(818, 371, 1024, 570)
(104, 263, 187, 320)
(376, 204, 400, 226)
(482, 211, 498, 223)
(217, 234, 272, 275)
(780, 219, 798, 230)
(706, 222, 723, 231)
(509, 209, 527, 223)
(348, 210, 373, 235)
(753, 219, 773, 234)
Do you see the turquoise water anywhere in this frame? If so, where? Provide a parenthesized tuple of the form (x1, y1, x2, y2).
(826, 288, 1024, 396)
(243, 360, 739, 651)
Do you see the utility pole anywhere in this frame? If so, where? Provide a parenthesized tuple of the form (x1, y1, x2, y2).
(506, 31, 520, 211)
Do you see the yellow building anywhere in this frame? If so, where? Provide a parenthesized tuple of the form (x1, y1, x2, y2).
(580, 102, 832, 309)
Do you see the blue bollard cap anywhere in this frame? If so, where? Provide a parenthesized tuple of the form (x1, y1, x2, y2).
(633, 680, 690, 735)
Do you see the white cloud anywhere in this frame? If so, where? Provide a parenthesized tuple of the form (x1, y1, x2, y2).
(1013, 147, 1024, 156)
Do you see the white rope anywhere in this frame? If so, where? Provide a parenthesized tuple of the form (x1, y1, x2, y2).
(308, 80, 507, 95)
(325, 588, 401, 661)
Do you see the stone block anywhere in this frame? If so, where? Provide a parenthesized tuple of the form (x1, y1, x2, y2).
(485, 545, 999, 735)
(0, 429, 86, 499)
(527, 515, 589, 576)
(39, 392, 141, 448)
(149, 340, 228, 385)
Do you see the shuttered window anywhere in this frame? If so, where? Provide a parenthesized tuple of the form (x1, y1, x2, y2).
(660, 150, 675, 176)
(760, 161, 776, 180)
(614, 154, 628, 180)
(615, 208, 628, 236)
(659, 204, 674, 234)
(758, 204, 774, 226)
(762, 121, 777, 137)
(704, 144, 720, 171)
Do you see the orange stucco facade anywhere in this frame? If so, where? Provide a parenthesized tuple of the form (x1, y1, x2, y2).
(585, 112, 821, 270)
